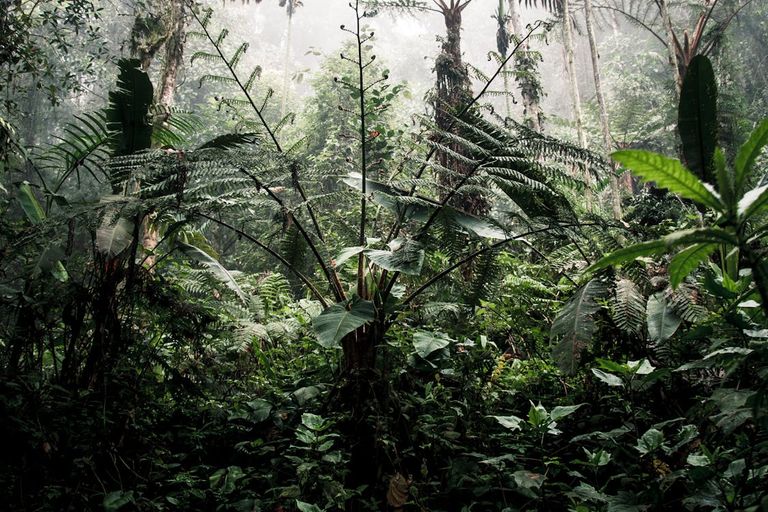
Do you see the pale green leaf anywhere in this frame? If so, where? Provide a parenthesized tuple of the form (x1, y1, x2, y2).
(493, 415, 524, 430)
(550, 404, 584, 421)
(738, 184, 768, 220)
(97, 216, 134, 256)
(177, 242, 246, 302)
(591, 368, 623, 387)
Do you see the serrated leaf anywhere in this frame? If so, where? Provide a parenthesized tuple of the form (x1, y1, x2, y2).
(612, 150, 723, 211)
(646, 292, 682, 343)
(669, 243, 717, 288)
(735, 119, 768, 193)
(312, 297, 375, 348)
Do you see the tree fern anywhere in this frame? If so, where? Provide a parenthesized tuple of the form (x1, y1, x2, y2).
(611, 277, 645, 335)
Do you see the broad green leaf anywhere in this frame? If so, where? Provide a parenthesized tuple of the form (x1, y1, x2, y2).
(646, 293, 682, 343)
(550, 404, 584, 421)
(686, 453, 710, 467)
(591, 368, 623, 387)
(17, 182, 45, 224)
(735, 119, 768, 193)
(493, 415, 524, 430)
(587, 239, 666, 272)
(612, 150, 723, 211)
(663, 227, 738, 247)
(296, 501, 324, 512)
(635, 428, 664, 455)
(246, 399, 272, 423)
(177, 242, 246, 302)
(365, 239, 425, 275)
(528, 402, 548, 427)
(96, 216, 134, 256)
(737, 184, 768, 220)
(334, 246, 364, 267)
(551, 279, 609, 374)
(678, 55, 717, 184)
(312, 297, 375, 348)
(301, 412, 328, 431)
(669, 243, 717, 288)
(412, 330, 451, 359)
(513, 470, 544, 489)
(103, 491, 135, 511)
(627, 359, 655, 375)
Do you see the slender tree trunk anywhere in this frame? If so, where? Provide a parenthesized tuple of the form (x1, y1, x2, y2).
(561, 0, 592, 211)
(507, 0, 543, 131)
(583, 0, 621, 219)
(280, 12, 293, 118)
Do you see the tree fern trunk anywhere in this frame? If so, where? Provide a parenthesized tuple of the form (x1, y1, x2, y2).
(507, 0, 543, 131)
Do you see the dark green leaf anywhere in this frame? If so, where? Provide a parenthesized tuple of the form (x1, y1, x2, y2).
(669, 243, 717, 288)
(678, 55, 717, 183)
(312, 297, 375, 348)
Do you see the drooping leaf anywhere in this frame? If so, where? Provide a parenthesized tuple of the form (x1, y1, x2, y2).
(550, 404, 584, 421)
(334, 246, 364, 267)
(96, 215, 134, 256)
(551, 279, 609, 374)
(513, 470, 545, 489)
(612, 150, 723, 211)
(678, 55, 717, 183)
(587, 239, 666, 273)
(197, 132, 260, 150)
(591, 368, 623, 387)
(493, 415, 524, 430)
(312, 297, 375, 349)
(16, 182, 45, 224)
(734, 119, 768, 193)
(366, 239, 425, 275)
(646, 292, 682, 343)
(669, 243, 717, 288)
(737, 184, 768, 220)
(177, 241, 247, 302)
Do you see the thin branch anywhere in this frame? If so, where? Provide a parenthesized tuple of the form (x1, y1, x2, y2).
(196, 212, 329, 307)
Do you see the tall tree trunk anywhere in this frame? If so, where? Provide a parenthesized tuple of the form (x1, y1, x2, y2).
(435, 3, 487, 216)
(561, 0, 592, 211)
(507, 0, 543, 131)
(145, 0, 187, 266)
(280, 12, 293, 118)
(583, 0, 622, 219)
(156, 0, 185, 107)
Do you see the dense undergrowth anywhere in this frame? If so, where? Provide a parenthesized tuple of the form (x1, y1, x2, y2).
(2, 1, 768, 511)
